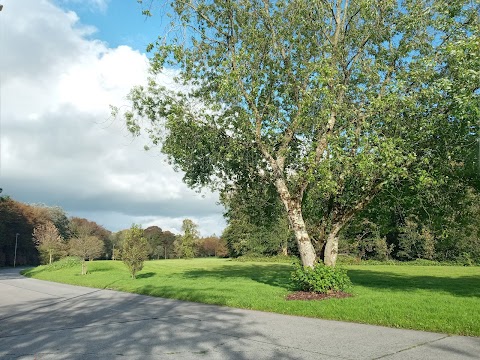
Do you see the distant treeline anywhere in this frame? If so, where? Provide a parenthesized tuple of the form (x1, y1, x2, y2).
(0, 197, 112, 266)
(0, 197, 227, 266)
(111, 219, 228, 261)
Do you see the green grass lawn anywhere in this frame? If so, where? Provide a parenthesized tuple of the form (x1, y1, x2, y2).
(23, 258, 480, 336)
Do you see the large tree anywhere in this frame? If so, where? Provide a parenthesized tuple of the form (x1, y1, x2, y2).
(124, 0, 479, 267)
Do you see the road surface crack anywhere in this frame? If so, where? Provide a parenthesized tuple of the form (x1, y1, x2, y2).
(372, 335, 451, 359)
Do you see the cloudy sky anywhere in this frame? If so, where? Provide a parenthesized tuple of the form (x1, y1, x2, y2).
(0, 0, 226, 235)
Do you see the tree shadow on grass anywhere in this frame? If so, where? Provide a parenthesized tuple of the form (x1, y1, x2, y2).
(136, 272, 155, 279)
(181, 263, 296, 291)
(136, 284, 230, 305)
(347, 269, 480, 298)
(88, 267, 113, 274)
(21, 267, 47, 278)
(180, 264, 480, 298)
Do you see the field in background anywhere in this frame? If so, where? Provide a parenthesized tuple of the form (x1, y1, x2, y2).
(23, 258, 480, 336)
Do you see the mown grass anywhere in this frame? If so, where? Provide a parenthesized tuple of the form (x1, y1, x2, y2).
(23, 258, 480, 336)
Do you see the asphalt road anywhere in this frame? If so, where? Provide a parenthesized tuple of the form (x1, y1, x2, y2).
(0, 267, 478, 360)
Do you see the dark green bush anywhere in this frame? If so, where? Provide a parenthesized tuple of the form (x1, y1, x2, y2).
(291, 262, 352, 293)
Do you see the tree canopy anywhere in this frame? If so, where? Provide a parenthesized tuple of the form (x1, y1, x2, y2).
(125, 0, 479, 267)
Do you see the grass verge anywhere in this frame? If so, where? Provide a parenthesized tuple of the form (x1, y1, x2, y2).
(22, 258, 480, 336)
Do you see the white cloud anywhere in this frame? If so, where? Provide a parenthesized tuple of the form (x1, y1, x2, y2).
(56, 0, 110, 13)
(0, 0, 226, 236)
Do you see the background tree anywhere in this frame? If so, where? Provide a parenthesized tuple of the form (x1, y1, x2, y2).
(69, 217, 111, 259)
(158, 230, 177, 259)
(109, 229, 129, 260)
(0, 197, 39, 266)
(174, 219, 199, 259)
(69, 235, 104, 275)
(339, 219, 393, 261)
(0, 197, 118, 267)
(122, 224, 149, 278)
(125, 0, 479, 268)
(32, 221, 65, 265)
(221, 185, 294, 257)
(339, 176, 480, 264)
(1, 198, 72, 266)
(196, 236, 229, 257)
(144, 226, 177, 259)
(144, 226, 162, 259)
(30, 204, 71, 240)
(46, 206, 71, 239)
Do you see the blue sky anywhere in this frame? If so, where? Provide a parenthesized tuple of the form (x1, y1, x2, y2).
(0, 0, 225, 235)
(54, 0, 164, 51)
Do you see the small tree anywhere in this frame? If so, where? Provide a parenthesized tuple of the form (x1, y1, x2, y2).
(122, 224, 149, 279)
(69, 235, 104, 275)
(32, 221, 65, 264)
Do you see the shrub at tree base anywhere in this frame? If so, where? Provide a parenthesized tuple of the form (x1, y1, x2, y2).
(291, 262, 352, 294)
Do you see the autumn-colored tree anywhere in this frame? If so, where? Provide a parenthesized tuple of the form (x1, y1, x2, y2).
(32, 221, 65, 265)
(69, 235, 104, 275)
(68, 217, 106, 274)
(31, 204, 71, 239)
(0, 198, 67, 266)
(69, 217, 111, 258)
(197, 236, 229, 257)
(0, 197, 38, 266)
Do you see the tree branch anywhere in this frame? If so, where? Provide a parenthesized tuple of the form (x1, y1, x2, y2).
(335, 179, 387, 228)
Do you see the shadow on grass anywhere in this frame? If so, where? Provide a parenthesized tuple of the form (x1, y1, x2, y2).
(181, 264, 296, 291)
(21, 268, 44, 277)
(179, 264, 479, 298)
(88, 267, 113, 273)
(136, 272, 155, 279)
(347, 269, 480, 297)
(136, 284, 230, 305)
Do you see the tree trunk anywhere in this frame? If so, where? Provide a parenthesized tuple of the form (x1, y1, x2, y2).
(81, 259, 86, 275)
(324, 224, 341, 267)
(49, 251, 53, 265)
(275, 179, 316, 268)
